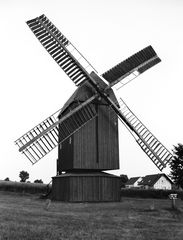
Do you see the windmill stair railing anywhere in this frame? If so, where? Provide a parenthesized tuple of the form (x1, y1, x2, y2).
(117, 98, 173, 171)
(15, 95, 98, 164)
(27, 14, 97, 87)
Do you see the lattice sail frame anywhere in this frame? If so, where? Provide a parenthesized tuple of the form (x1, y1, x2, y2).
(15, 95, 98, 164)
(15, 14, 173, 170)
(26, 14, 97, 87)
(116, 98, 173, 171)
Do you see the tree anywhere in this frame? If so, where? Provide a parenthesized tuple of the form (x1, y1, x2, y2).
(119, 174, 128, 188)
(169, 143, 183, 189)
(34, 179, 43, 184)
(19, 170, 29, 183)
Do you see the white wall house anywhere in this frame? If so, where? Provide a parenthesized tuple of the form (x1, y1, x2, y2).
(153, 175, 172, 190)
(138, 174, 172, 190)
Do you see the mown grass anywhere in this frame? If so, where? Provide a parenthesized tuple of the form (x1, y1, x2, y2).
(0, 191, 183, 240)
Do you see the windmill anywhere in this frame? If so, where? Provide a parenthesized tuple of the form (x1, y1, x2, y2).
(15, 14, 173, 202)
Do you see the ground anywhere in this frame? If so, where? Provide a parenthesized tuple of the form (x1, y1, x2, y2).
(0, 191, 183, 240)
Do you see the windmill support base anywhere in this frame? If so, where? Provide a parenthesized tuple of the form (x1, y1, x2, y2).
(52, 172, 120, 202)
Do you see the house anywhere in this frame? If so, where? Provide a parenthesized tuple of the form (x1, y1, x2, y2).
(125, 177, 142, 188)
(138, 174, 172, 190)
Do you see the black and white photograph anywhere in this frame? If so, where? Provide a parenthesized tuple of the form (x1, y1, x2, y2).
(0, 0, 183, 239)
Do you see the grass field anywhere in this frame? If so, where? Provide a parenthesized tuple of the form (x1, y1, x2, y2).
(0, 191, 183, 240)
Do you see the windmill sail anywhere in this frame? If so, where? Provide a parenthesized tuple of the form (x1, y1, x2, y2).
(117, 98, 173, 171)
(102, 46, 161, 88)
(27, 14, 97, 87)
(15, 95, 97, 164)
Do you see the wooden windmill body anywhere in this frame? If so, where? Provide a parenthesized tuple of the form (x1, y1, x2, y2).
(57, 77, 119, 172)
(15, 15, 173, 202)
(54, 77, 120, 201)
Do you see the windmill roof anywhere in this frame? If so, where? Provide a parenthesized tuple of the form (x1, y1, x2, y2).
(60, 83, 94, 115)
(126, 177, 141, 185)
(138, 174, 172, 187)
(59, 74, 118, 116)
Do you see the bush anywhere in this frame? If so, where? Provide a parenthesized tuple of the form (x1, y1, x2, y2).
(4, 177, 10, 181)
(121, 188, 183, 200)
(34, 179, 43, 184)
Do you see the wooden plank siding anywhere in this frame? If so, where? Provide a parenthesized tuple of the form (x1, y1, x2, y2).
(98, 104, 119, 170)
(52, 172, 120, 202)
(73, 118, 97, 169)
(57, 76, 119, 172)
(58, 102, 119, 171)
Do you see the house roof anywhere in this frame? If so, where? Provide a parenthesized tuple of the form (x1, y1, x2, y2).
(138, 174, 172, 187)
(126, 177, 141, 185)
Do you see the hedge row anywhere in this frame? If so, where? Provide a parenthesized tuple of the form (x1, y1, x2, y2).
(0, 180, 51, 194)
(1, 181, 182, 199)
(121, 188, 183, 200)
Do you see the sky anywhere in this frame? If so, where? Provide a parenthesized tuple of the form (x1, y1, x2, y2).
(0, 0, 183, 183)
